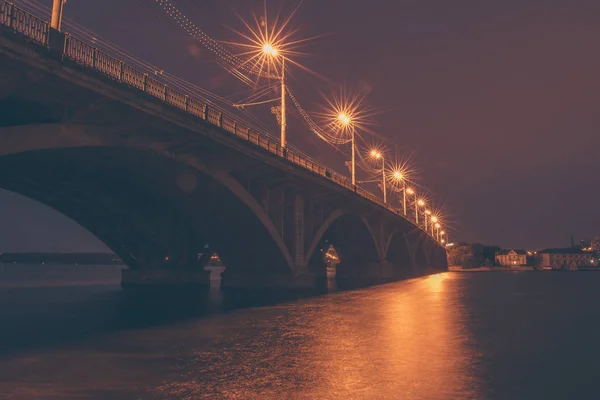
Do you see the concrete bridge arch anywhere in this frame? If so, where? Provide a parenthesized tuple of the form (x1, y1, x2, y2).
(383, 229, 413, 278)
(0, 123, 295, 285)
(304, 209, 382, 280)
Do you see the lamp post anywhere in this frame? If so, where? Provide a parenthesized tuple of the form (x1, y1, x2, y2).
(406, 187, 414, 215)
(431, 216, 438, 237)
(435, 223, 441, 241)
(425, 209, 431, 231)
(371, 150, 386, 203)
(416, 199, 425, 225)
(392, 171, 407, 215)
(280, 56, 286, 149)
(337, 113, 355, 185)
(440, 230, 446, 244)
(51, 0, 66, 30)
(262, 44, 286, 148)
(351, 125, 355, 186)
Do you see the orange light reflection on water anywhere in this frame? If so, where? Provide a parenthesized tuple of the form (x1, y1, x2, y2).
(297, 272, 481, 399)
(424, 272, 448, 294)
(152, 273, 482, 399)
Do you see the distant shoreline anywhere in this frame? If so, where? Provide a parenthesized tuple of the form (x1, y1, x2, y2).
(0, 253, 122, 265)
(449, 266, 533, 272)
(449, 266, 600, 272)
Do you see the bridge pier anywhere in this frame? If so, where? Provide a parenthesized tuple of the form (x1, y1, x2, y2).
(121, 268, 211, 288)
(336, 261, 395, 285)
(294, 267, 321, 289)
(220, 268, 320, 289)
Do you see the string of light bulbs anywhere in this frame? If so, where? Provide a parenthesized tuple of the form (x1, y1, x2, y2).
(153, 0, 276, 81)
(287, 88, 352, 145)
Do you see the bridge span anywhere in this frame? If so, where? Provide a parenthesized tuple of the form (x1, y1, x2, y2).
(0, 2, 447, 289)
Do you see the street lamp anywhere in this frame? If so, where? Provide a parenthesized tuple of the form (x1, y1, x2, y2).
(425, 209, 431, 231)
(435, 223, 441, 241)
(416, 199, 425, 225)
(440, 230, 446, 244)
(431, 216, 438, 237)
(51, 0, 66, 31)
(371, 150, 386, 203)
(392, 170, 407, 215)
(262, 43, 286, 149)
(406, 187, 416, 221)
(338, 112, 356, 185)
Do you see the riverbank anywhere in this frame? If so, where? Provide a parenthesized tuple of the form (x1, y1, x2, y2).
(449, 266, 600, 272)
(450, 266, 534, 272)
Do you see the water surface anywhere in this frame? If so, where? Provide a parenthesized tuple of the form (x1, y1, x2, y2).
(1, 266, 600, 399)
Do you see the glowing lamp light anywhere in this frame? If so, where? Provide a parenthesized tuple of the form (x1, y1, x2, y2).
(431, 216, 438, 223)
(425, 209, 432, 215)
(435, 223, 441, 229)
(262, 43, 278, 56)
(338, 112, 351, 126)
(441, 231, 445, 235)
(418, 199, 425, 206)
(370, 149, 382, 159)
(393, 170, 403, 180)
(406, 187, 414, 195)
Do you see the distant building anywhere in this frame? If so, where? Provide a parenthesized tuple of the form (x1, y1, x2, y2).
(591, 237, 600, 253)
(537, 248, 594, 270)
(496, 249, 528, 266)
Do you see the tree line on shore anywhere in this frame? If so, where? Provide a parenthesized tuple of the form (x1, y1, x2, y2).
(447, 243, 500, 268)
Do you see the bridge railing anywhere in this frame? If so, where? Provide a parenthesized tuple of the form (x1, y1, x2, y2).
(0, 1, 47, 45)
(0, 0, 438, 241)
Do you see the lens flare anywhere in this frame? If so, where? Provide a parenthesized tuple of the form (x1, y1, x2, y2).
(224, 2, 320, 86)
(338, 112, 351, 126)
(371, 149, 383, 159)
(315, 86, 377, 144)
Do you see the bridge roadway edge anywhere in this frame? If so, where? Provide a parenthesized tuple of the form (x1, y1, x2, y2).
(0, 30, 433, 229)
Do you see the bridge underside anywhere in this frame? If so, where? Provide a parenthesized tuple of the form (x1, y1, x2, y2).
(0, 146, 299, 286)
(0, 145, 446, 289)
(0, 26, 448, 290)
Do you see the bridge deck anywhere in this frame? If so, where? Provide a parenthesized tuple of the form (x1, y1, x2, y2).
(0, 0, 437, 241)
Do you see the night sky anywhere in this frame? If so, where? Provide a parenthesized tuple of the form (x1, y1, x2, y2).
(1, 0, 599, 252)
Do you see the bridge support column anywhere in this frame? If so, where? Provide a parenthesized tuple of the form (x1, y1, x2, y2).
(326, 260, 339, 280)
(121, 268, 210, 288)
(220, 270, 293, 289)
(336, 261, 395, 286)
(293, 194, 305, 269)
(293, 266, 321, 289)
(220, 268, 320, 289)
(412, 266, 444, 278)
(379, 261, 395, 280)
(390, 263, 417, 279)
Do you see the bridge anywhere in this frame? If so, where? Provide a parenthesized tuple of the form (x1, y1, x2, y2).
(0, 1, 447, 289)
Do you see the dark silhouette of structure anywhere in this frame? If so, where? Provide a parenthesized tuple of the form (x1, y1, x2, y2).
(0, 3, 447, 288)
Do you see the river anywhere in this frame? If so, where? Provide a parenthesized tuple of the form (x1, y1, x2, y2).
(1, 264, 600, 399)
